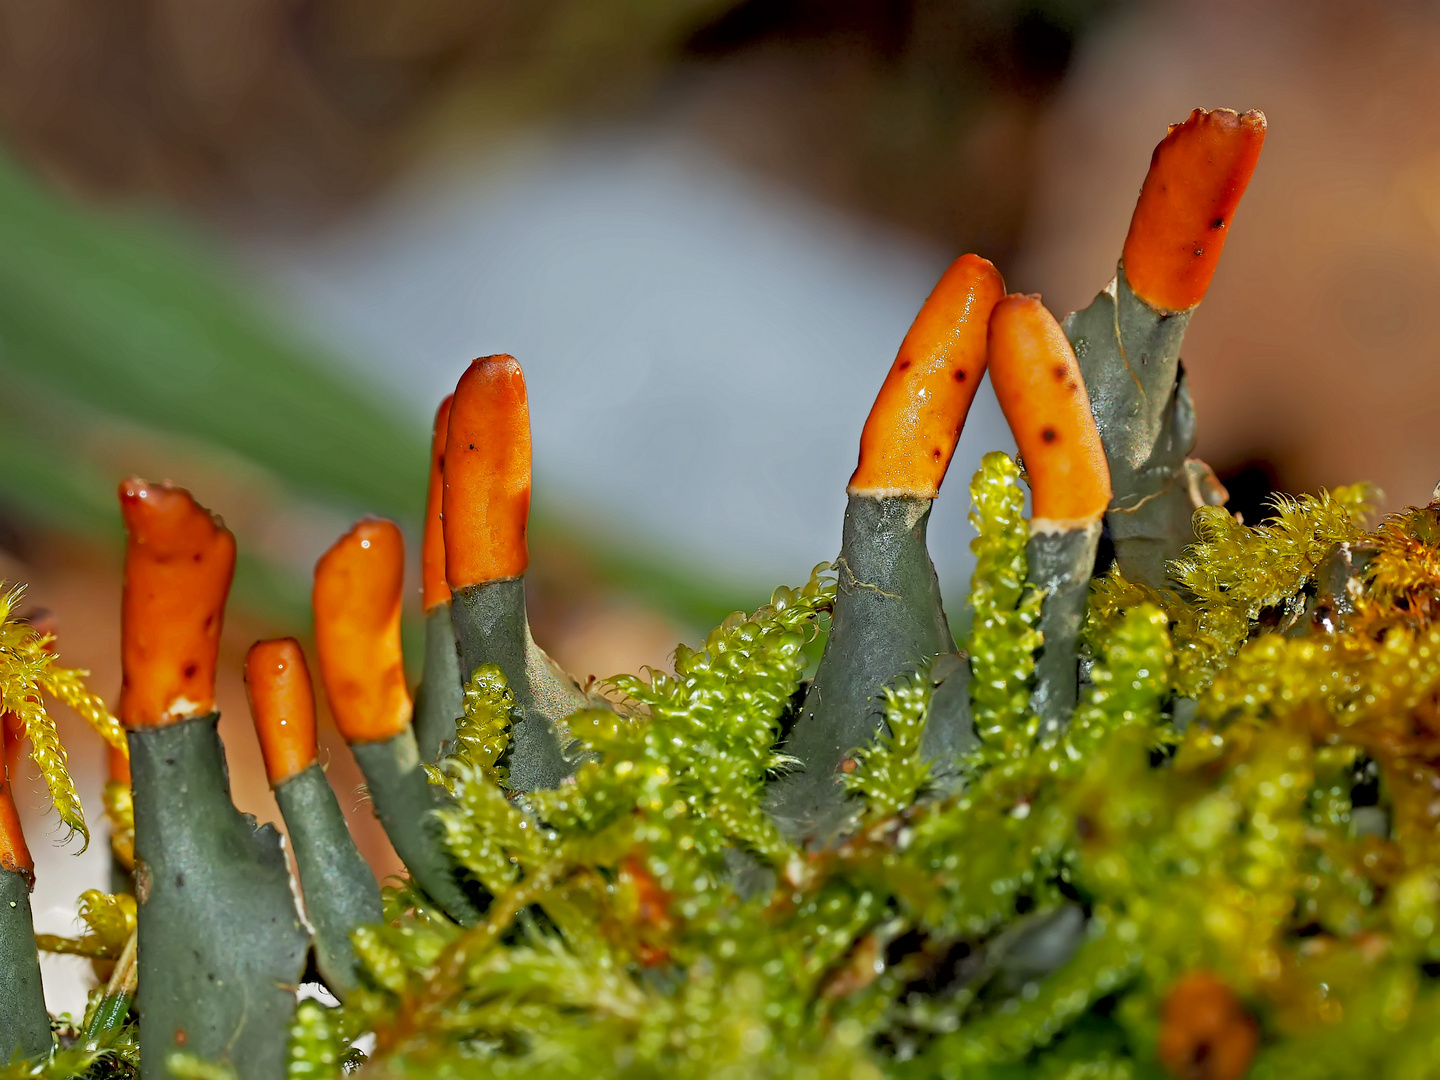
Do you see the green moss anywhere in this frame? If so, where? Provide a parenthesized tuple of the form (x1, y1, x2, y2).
(0, 583, 121, 849)
(423, 664, 514, 794)
(844, 667, 934, 819)
(24, 466, 1440, 1078)
(262, 484, 1440, 1080)
(0, 1026, 136, 1080)
(964, 452, 1043, 761)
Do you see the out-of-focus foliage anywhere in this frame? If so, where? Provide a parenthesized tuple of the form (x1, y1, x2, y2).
(0, 149, 751, 628)
(0, 149, 427, 524)
(0, 583, 120, 846)
(12, 456, 1440, 1077)
(0, 0, 1117, 261)
(0, 1, 742, 212)
(269, 467, 1440, 1079)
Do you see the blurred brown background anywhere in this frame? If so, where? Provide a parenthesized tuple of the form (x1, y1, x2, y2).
(4, 0, 1440, 1011)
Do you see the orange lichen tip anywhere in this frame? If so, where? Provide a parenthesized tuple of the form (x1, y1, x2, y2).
(118, 478, 236, 730)
(245, 639, 319, 785)
(1157, 971, 1258, 1080)
(987, 295, 1112, 526)
(0, 721, 33, 878)
(443, 355, 532, 589)
(313, 518, 412, 745)
(422, 395, 455, 612)
(1122, 107, 1266, 312)
(849, 255, 1006, 499)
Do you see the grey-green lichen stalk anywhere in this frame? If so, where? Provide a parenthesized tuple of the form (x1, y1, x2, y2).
(18, 105, 1440, 1080)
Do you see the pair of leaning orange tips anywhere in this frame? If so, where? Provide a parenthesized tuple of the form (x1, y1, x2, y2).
(847, 259, 1112, 529)
(110, 105, 1265, 772)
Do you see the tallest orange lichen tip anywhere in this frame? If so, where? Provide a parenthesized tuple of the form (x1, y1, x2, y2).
(118, 478, 236, 730)
(1122, 107, 1266, 313)
(848, 254, 1006, 499)
(443, 355, 532, 589)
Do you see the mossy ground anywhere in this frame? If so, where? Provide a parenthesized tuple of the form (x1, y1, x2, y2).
(11, 460, 1440, 1078)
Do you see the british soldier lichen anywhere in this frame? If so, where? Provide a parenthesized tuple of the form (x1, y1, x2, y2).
(12, 106, 1440, 1080)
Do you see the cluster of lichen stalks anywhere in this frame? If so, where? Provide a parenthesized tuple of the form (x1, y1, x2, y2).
(7, 106, 1440, 1080)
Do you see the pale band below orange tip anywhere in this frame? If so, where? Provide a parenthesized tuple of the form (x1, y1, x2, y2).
(987, 294, 1112, 526)
(1122, 107, 1266, 313)
(443, 355, 532, 590)
(848, 254, 1007, 499)
(0, 718, 33, 877)
(245, 638, 319, 786)
(421, 394, 454, 612)
(117, 478, 236, 730)
(313, 518, 412, 745)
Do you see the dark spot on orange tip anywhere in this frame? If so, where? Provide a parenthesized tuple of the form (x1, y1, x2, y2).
(846, 254, 1006, 499)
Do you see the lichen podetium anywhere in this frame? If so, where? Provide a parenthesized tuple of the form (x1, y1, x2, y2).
(12, 106, 1440, 1080)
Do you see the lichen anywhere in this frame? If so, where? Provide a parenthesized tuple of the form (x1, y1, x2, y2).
(19, 467, 1440, 1080)
(268, 484, 1440, 1080)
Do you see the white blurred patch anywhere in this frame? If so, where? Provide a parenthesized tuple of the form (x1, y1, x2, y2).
(243, 129, 1016, 599)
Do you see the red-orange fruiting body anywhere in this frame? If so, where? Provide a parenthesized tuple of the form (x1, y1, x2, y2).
(444, 355, 532, 589)
(245, 638, 319, 786)
(0, 720, 33, 878)
(118, 478, 236, 730)
(848, 255, 1007, 498)
(421, 394, 454, 612)
(1156, 971, 1259, 1080)
(1122, 108, 1266, 313)
(313, 518, 412, 745)
(987, 295, 1112, 525)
